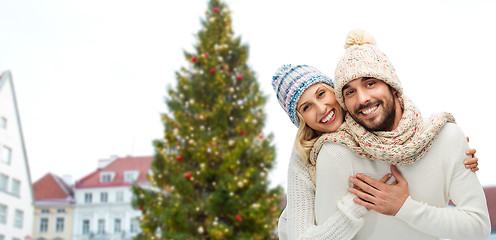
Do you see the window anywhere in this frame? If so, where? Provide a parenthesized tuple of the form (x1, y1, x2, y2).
(100, 172, 115, 183)
(1, 146, 12, 164)
(41, 209, 50, 214)
(82, 220, 90, 235)
(0, 204, 7, 224)
(114, 218, 121, 233)
(0, 174, 8, 191)
(56, 208, 66, 213)
(130, 217, 139, 233)
(124, 170, 139, 183)
(116, 191, 123, 202)
(84, 193, 92, 203)
(97, 219, 105, 234)
(11, 179, 20, 196)
(55, 217, 64, 232)
(0, 117, 6, 129)
(39, 218, 49, 233)
(100, 192, 108, 203)
(14, 209, 23, 228)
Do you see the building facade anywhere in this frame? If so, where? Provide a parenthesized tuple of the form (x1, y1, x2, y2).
(483, 186, 496, 235)
(72, 156, 153, 240)
(32, 173, 74, 240)
(0, 71, 34, 240)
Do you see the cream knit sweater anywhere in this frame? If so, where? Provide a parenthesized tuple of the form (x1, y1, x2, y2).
(315, 123, 490, 239)
(278, 123, 490, 240)
(278, 149, 368, 240)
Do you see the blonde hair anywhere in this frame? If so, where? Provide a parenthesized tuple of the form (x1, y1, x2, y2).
(294, 112, 319, 162)
(293, 83, 334, 162)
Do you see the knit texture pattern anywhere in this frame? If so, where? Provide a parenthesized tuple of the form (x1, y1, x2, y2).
(310, 96, 455, 165)
(278, 150, 367, 240)
(272, 64, 334, 127)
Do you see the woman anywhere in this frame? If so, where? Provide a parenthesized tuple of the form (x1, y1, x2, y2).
(272, 64, 479, 239)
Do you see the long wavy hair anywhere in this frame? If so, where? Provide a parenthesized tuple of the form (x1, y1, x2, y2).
(293, 83, 335, 162)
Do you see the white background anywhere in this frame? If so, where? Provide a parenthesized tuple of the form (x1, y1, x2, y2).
(0, 0, 495, 191)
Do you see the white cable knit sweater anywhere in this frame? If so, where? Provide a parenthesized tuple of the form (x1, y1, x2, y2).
(278, 148, 367, 240)
(278, 123, 491, 240)
(314, 123, 490, 239)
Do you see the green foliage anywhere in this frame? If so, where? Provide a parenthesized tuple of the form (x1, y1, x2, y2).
(132, 0, 283, 239)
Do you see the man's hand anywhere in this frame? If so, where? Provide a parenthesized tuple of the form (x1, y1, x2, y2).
(465, 137, 479, 172)
(348, 165, 409, 216)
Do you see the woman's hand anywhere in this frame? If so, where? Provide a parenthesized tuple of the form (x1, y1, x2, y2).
(465, 136, 479, 172)
(348, 165, 409, 216)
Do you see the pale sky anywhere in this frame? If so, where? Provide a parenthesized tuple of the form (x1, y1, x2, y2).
(1, 0, 495, 191)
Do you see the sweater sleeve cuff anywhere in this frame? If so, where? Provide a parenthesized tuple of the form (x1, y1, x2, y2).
(337, 193, 368, 219)
(395, 195, 418, 221)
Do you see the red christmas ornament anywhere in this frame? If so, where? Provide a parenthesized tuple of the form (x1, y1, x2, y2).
(214, 7, 219, 13)
(240, 130, 247, 135)
(235, 215, 242, 221)
(204, 52, 210, 57)
(185, 172, 192, 180)
(176, 155, 183, 162)
(191, 56, 197, 62)
(138, 206, 143, 211)
(236, 75, 243, 81)
(210, 68, 216, 74)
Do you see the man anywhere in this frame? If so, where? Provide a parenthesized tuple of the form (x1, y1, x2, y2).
(313, 29, 491, 239)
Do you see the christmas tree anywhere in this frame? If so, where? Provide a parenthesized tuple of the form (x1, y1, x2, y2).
(131, 0, 283, 239)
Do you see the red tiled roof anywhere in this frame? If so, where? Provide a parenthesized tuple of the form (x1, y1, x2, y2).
(75, 156, 153, 189)
(484, 186, 496, 229)
(33, 173, 73, 200)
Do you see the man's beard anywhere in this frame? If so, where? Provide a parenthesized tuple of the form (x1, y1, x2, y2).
(350, 94, 396, 131)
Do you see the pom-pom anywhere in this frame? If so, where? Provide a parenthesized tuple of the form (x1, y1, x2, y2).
(344, 29, 376, 49)
(272, 64, 292, 81)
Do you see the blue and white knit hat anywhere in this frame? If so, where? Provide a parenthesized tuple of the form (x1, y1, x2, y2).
(272, 64, 334, 127)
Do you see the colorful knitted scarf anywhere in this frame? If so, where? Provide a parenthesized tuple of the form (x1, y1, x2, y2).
(309, 96, 455, 166)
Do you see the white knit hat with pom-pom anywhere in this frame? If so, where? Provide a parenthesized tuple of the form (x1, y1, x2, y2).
(334, 29, 402, 109)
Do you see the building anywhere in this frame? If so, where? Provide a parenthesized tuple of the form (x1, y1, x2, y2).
(0, 70, 34, 240)
(72, 156, 153, 240)
(484, 186, 496, 234)
(32, 173, 74, 240)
